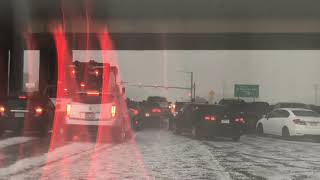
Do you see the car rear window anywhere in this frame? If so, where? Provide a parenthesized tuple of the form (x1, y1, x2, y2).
(196, 105, 226, 115)
(292, 110, 320, 117)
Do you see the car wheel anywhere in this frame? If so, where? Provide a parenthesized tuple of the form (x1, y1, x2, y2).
(191, 125, 201, 139)
(282, 127, 290, 138)
(257, 124, 264, 136)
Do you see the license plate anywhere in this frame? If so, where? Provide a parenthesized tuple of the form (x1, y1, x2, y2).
(15, 113, 24, 118)
(85, 113, 95, 120)
(221, 119, 230, 124)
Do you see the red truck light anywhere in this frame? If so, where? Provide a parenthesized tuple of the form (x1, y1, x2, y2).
(80, 82, 85, 88)
(66, 104, 71, 117)
(86, 91, 100, 96)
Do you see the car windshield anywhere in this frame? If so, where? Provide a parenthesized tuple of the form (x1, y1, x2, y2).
(292, 110, 320, 117)
(3, 1, 320, 179)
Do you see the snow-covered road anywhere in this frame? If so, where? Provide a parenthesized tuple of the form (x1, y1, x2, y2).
(0, 130, 319, 180)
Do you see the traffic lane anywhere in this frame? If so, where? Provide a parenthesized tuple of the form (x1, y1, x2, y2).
(4, 129, 320, 179)
(0, 136, 50, 168)
(9, 129, 231, 180)
(202, 134, 320, 179)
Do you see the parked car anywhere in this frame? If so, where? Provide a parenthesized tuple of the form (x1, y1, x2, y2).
(256, 108, 320, 138)
(173, 103, 244, 141)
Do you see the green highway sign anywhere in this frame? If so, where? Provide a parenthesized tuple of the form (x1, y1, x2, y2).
(234, 84, 259, 98)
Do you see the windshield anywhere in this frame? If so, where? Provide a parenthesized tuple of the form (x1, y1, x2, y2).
(292, 110, 320, 117)
(4, 1, 320, 180)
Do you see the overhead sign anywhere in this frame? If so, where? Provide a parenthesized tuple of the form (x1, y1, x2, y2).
(234, 84, 259, 98)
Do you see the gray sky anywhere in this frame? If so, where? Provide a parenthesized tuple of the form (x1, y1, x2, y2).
(116, 50, 320, 104)
(70, 50, 320, 104)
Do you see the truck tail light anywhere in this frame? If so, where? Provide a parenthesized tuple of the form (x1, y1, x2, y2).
(95, 70, 99, 76)
(111, 105, 116, 118)
(66, 104, 71, 117)
(293, 119, 306, 125)
(86, 91, 100, 96)
(204, 115, 216, 121)
(80, 82, 85, 88)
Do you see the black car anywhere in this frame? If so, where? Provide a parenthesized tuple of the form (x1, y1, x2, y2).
(244, 101, 270, 131)
(141, 101, 168, 128)
(173, 103, 243, 141)
(0, 92, 55, 136)
(127, 100, 144, 131)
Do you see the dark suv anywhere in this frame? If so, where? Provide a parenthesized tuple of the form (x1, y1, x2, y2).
(173, 103, 243, 141)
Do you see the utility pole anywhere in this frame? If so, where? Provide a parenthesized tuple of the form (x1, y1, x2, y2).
(177, 70, 194, 102)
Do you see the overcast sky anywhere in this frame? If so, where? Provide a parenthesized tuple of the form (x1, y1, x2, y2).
(115, 50, 320, 105)
(69, 50, 320, 104)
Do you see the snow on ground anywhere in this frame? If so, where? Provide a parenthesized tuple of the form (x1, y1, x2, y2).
(2, 130, 320, 180)
(0, 137, 36, 149)
(0, 142, 108, 179)
(203, 135, 320, 180)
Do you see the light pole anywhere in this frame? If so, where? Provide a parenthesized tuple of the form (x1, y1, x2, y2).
(177, 71, 194, 102)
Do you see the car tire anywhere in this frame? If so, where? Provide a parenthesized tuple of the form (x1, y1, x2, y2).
(257, 124, 264, 136)
(191, 125, 201, 139)
(282, 127, 290, 138)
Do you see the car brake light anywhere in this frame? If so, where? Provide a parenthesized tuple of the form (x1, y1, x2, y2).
(293, 119, 306, 125)
(87, 91, 100, 96)
(132, 109, 139, 116)
(152, 108, 161, 113)
(0, 106, 5, 113)
(35, 107, 43, 116)
(19, 95, 27, 100)
(235, 117, 245, 124)
(204, 115, 216, 121)
(80, 82, 85, 88)
(111, 105, 116, 118)
(64, 88, 68, 92)
(66, 104, 71, 117)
